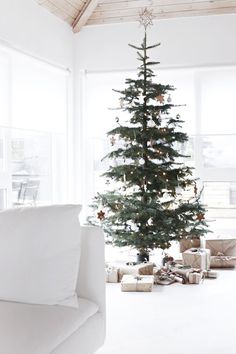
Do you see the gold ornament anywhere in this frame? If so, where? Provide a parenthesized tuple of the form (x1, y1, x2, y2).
(97, 210, 105, 221)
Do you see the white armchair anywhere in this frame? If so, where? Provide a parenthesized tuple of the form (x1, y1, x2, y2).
(0, 224, 106, 354)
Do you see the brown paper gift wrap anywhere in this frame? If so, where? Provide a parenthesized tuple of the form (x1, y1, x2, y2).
(210, 255, 236, 268)
(182, 248, 211, 270)
(121, 275, 154, 292)
(179, 238, 201, 253)
(118, 262, 154, 282)
(105, 265, 119, 283)
(206, 239, 236, 256)
(188, 272, 202, 284)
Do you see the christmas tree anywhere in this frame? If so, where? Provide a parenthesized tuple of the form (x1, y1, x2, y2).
(88, 9, 209, 260)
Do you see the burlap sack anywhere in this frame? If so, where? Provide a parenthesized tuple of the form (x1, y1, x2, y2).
(206, 239, 236, 256)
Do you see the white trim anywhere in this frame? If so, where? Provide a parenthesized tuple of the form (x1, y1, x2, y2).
(0, 38, 71, 74)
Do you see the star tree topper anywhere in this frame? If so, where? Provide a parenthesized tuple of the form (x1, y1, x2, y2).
(139, 7, 154, 30)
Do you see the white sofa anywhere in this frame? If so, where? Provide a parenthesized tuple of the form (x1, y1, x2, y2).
(0, 226, 106, 354)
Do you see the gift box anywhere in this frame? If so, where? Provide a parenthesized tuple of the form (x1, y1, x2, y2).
(179, 238, 201, 253)
(206, 238, 236, 256)
(118, 262, 154, 282)
(121, 275, 154, 292)
(210, 255, 236, 268)
(182, 248, 211, 270)
(105, 265, 119, 283)
(203, 270, 218, 278)
(188, 271, 202, 284)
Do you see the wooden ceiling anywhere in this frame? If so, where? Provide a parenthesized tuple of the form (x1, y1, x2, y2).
(36, 0, 236, 32)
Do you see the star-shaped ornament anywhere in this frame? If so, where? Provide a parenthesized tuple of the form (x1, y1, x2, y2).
(156, 95, 165, 104)
(196, 212, 205, 221)
(97, 210, 105, 221)
(139, 7, 154, 30)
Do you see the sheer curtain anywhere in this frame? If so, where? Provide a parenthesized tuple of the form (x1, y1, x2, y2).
(0, 45, 70, 208)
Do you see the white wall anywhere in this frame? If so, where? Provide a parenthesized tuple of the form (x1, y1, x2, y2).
(75, 14, 236, 71)
(0, 0, 74, 68)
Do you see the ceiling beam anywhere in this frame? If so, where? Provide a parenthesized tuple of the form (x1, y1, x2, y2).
(72, 0, 99, 32)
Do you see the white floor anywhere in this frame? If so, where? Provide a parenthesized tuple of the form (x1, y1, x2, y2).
(97, 269, 236, 354)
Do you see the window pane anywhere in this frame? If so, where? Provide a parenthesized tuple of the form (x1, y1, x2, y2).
(200, 67, 236, 134)
(0, 50, 10, 126)
(11, 129, 52, 205)
(202, 135, 236, 168)
(11, 53, 68, 133)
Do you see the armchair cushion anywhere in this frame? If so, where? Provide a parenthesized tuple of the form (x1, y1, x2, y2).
(0, 297, 98, 354)
(0, 205, 82, 308)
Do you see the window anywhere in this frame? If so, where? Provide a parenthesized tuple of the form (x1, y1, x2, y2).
(83, 66, 236, 231)
(0, 46, 70, 208)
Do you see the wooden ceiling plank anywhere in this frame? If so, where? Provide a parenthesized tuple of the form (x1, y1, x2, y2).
(66, 0, 85, 7)
(90, 1, 236, 19)
(95, 0, 236, 12)
(97, 0, 223, 4)
(40, 0, 59, 13)
(47, 0, 81, 17)
(87, 5, 236, 24)
(73, 0, 100, 32)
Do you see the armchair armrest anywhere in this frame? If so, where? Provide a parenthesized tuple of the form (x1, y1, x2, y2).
(76, 226, 105, 314)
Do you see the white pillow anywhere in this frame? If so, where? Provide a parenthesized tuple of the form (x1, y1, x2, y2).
(0, 204, 82, 308)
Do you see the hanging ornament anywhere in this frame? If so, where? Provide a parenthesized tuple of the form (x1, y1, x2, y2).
(139, 92, 145, 103)
(119, 98, 125, 108)
(97, 210, 105, 221)
(156, 95, 165, 104)
(105, 179, 110, 186)
(148, 119, 156, 128)
(163, 191, 169, 200)
(150, 139, 155, 147)
(167, 94, 172, 103)
(110, 136, 116, 146)
(123, 174, 126, 183)
(115, 116, 120, 123)
(196, 212, 205, 221)
(194, 182, 198, 196)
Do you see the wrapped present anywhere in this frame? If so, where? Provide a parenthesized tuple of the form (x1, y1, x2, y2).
(206, 238, 236, 256)
(179, 238, 201, 253)
(118, 262, 154, 282)
(210, 255, 236, 268)
(182, 248, 211, 270)
(203, 270, 218, 278)
(188, 271, 202, 284)
(121, 275, 154, 292)
(105, 265, 119, 283)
